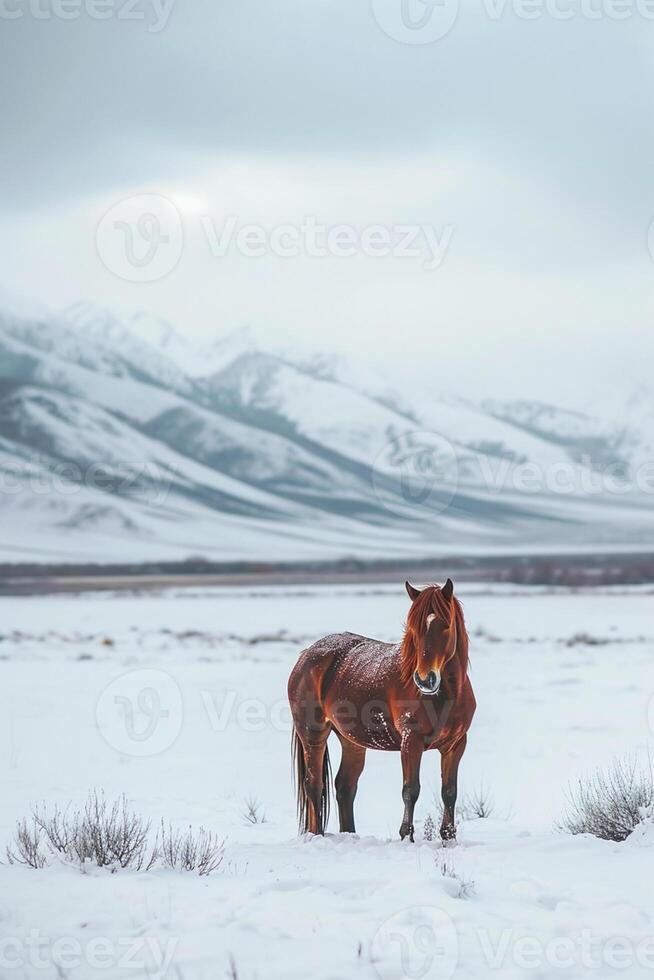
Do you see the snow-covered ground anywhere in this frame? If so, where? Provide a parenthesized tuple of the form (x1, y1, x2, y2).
(1, 583, 653, 979)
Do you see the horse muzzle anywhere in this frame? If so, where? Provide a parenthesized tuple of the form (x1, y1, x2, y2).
(413, 669, 441, 696)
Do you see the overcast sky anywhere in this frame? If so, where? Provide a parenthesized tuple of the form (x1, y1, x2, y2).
(0, 0, 653, 407)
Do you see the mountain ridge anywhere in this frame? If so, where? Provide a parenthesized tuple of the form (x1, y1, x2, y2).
(1, 302, 653, 564)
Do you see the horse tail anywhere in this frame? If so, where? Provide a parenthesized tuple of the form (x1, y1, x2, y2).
(320, 741, 332, 833)
(292, 728, 332, 835)
(292, 728, 309, 833)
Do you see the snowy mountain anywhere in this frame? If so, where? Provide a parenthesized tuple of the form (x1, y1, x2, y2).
(1, 303, 653, 564)
(67, 303, 260, 382)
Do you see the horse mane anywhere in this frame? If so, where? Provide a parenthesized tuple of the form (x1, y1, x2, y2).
(400, 586, 469, 692)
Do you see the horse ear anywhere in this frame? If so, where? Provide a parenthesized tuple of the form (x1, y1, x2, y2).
(405, 581, 421, 602)
(442, 578, 454, 602)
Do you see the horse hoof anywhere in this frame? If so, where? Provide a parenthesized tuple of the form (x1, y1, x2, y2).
(399, 823, 415, 842)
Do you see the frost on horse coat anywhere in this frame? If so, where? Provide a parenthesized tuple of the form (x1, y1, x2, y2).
(288, 580, 476, 841)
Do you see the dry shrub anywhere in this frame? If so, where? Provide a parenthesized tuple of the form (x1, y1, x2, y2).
(558, 757, 653, 842)
(6, 791, 224, 874)
(430, 784, 494, 828)
(6, 817, 47, 869)
(158, 821, 224, 875)
(241, 796, 266, 825)
(458, 785, 494, 820)
(423, 813, 436, 842)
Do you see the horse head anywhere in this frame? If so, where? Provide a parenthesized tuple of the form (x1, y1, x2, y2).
(403, 579, 459, 695)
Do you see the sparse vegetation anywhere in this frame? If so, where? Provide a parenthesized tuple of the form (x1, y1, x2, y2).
(422, 785, 494, 843)
(438, 853, 475, 899)
(558, 757, 653, 842)
(6, 791, 224, 874)
(423, 813, 436, 842)
(159, 821, 224, 875)
(7, 792, 156, 870)
(6, 817, 47, 869)
(429, 784, 495, 828)
(564, 632, 611, 647)
(241, 796, 266, 825)
(459, 785, 494, 820)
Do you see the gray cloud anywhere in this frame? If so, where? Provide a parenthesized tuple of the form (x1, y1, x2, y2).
(2, 2, 653, 212)
(0, 0, 652, 407)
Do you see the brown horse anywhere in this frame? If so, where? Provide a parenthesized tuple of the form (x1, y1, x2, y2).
(288, 579, 475, 841)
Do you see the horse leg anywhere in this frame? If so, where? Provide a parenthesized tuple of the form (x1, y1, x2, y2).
(335, 737, 366, 833)
(439, 736, 467, 841)
(399, 732, 424, 842)
(302, 729, 331, 835)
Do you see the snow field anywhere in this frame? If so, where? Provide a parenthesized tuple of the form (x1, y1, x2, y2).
(1, 583, 653, 979)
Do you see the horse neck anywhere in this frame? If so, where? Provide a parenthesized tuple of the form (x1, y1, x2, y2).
(450, 601, 469, 693)
(399, 633, 417, 686)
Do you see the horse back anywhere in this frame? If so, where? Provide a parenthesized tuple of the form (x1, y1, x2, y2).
(288, 631, 365, 704)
